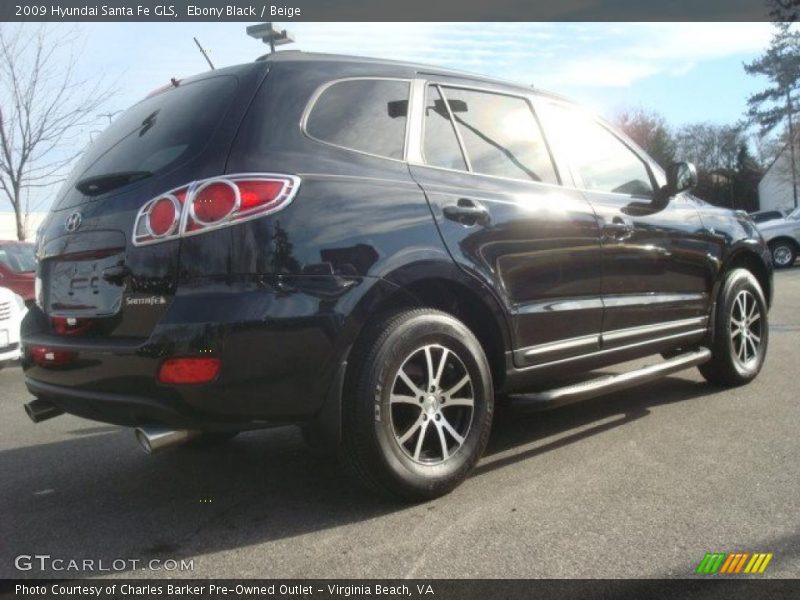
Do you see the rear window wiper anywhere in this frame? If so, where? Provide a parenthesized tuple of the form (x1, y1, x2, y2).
(75, 171, 152, 196)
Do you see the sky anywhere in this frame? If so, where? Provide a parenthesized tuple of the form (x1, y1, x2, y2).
(75, 22, 775, 125)
(0, 22, 781, 213)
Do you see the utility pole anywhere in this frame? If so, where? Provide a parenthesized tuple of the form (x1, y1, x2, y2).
(788, 90, 799, 208)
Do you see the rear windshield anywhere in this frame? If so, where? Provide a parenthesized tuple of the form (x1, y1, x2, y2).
(0, 244, 35, 273)
(54, 75, 238, 208)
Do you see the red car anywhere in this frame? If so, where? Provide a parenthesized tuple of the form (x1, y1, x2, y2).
(0, 241, 35, 304)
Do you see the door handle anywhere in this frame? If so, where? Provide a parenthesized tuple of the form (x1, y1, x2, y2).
(443, 199, 490, 226)
(602, 217, 634, 240)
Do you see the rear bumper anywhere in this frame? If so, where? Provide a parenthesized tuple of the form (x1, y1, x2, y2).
(20, 276, 387, 432)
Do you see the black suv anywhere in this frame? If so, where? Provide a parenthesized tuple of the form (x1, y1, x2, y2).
(22, 52, 772, 500)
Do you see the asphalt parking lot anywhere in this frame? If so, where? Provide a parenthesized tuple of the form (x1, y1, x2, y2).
(1, 269, 799, 580)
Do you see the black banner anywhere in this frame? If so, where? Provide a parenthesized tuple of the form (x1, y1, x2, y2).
(0, 0, 779, 22)
(2, 580, 800, 600)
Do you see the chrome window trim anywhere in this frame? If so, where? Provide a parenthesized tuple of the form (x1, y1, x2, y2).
(405, 79, 425, 163)
(299, 76, 413, 164)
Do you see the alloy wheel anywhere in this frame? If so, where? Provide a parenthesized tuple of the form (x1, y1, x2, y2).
(389, 344, 475, 465)
(772, 245, 793, 267)
(729, 289, 763, 369)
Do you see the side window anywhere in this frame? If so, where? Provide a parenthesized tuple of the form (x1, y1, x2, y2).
(306, 79, 410, 160)
(423, 86, 467, 171)
(543, 104, 654, 197)
(439, 87, 558, 183)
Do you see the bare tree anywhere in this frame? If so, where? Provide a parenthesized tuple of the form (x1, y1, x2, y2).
(0, 24, 114, 240)
(612, 107, 676, 168)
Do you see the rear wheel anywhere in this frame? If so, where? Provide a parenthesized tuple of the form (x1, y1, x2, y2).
(769, 240, 796, 269)
(343, 309, 494, 501)
(699, 269, 768, 387)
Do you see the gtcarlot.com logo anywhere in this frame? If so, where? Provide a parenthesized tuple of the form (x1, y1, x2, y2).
(696, 552, 773, 575)
(14, 554, 194, 573)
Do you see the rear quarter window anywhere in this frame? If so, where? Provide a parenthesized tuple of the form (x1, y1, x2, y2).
(305, 79, 410, 160)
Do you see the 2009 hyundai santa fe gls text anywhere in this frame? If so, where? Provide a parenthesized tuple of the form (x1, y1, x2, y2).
(21, 52, 772, 500)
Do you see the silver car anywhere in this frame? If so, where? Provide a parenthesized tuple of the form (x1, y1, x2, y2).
(758, 207, 800, 268)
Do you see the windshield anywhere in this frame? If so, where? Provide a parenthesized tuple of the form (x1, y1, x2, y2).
(0, 244, 35, 273)
(54, 75, 238, 208)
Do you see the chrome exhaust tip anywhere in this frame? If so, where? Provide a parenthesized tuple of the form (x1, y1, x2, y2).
(24, 399, 64, 423)
(134, 426, 198, 454)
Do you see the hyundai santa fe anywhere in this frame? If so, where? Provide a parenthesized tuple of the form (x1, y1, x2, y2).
(21, 52, 772, 500)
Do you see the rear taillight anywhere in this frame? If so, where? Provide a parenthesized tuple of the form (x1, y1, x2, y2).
(158, 357, 221, 384)
(133, 174, 300, 246)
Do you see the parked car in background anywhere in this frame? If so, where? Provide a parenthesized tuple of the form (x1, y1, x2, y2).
(750, 209, 789, 224)
(0, 241, 36, 304)
(756, 207, 800, 268)
(0, 286, 26, 367)
(20, 52, 773, 500)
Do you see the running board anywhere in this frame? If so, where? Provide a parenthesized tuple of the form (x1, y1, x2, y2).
(508, 347, 711, 409)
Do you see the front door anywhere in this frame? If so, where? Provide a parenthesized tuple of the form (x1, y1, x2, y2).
(536, 101, 711, 350)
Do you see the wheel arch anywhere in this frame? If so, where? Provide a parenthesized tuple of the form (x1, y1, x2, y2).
(721, 248, 773, 308)
(346, 262, 513, 392)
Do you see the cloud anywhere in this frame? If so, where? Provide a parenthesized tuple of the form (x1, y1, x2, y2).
(286, 22, 774, 89)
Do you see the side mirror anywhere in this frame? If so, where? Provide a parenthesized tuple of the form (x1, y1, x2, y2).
(665, 161, 698, 196)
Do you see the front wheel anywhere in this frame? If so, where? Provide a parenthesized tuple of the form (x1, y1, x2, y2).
(343, 309, 494, 501)
(699, 269, 768, 387)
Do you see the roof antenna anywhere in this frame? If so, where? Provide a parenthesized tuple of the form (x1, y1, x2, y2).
(193, 37, 215, 70)
(246, 22, 294, 54)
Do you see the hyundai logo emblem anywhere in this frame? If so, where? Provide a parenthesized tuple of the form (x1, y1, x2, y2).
(65, 212, 82, 233)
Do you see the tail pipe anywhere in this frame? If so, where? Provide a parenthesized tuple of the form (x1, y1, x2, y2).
(24, 399, 64, 423)
(134, 426, 198, 454)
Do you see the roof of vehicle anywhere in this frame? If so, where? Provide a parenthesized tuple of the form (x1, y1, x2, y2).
(257, 50, 578, 105)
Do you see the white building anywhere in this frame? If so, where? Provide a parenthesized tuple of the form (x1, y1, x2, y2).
(759, 140, 800, 212)
(0, 212, 48, 242)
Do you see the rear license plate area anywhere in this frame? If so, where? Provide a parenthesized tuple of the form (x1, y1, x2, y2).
(45, 253, 125, 317)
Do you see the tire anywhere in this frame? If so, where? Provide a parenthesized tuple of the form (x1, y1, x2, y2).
(342, 309, 494, 501)
(186, 431, 239, 447)
(699, 268, 768, 387)
(769, 240, 796, 269)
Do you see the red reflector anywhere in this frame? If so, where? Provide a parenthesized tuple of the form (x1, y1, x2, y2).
(192, 181, 237, 224)
(238, 180, 284, 211)
(158, 357, 221, 384)
(148, 197, 177, 236)
(51, 316, 94, 336)
(31, 346, 77, 367)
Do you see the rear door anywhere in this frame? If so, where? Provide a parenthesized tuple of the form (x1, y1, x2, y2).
(536, 100, 710, 348)
(407, 80, 604, 368)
